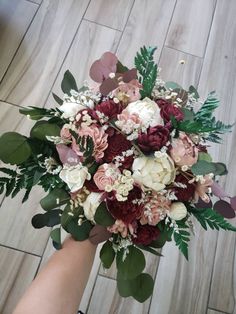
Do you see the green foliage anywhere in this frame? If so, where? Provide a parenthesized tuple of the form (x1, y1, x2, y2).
(134, 46, 158, 98)
(31, 209, 62, 229)
(188, 85, 199, 100)
(100, 240, 115, 268)
(61, 70, 78, 94)
(52, 93, 63, 106)
(117, 272, 154, 302)
(94, 202, 115, 226)
(195, 91, 219, 120)
(116, 246, 145, 280)
(198, 152, 212, 162)
(191, 160, 227, 176)
(50, 227, 62, 250)
(173, 228, 190, 260)
(77, 135, 94, 160)
(40, 188, 70, 211)
(0, 132, 32, 165)
(188, 207, 236, 232)
(30, 121, 61, 141)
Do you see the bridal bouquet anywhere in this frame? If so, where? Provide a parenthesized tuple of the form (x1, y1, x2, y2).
(0, 47, 236, 302)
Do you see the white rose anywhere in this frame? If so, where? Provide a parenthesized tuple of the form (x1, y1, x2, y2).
(83, 192, 102, 222)
(168, 202, 187, 221)
(126, 97, 163, 128)
(132, 153, 176, 192)
(60, 101, 84, 119)
(59, 163, 91, 192)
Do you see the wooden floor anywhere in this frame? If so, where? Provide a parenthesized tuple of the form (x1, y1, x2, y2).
(0, 0, 236, 313)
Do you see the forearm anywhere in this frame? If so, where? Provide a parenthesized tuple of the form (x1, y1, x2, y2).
(13, 237, 97, 314)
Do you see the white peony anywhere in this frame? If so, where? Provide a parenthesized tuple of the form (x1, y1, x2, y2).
(59, 163, 91, 192)
(83, 192, 102, 223)
(126, 97, 163, 128)
(168, 202, 187, 220)
(132, 153, 176, 192)
(59, 101, 85, 119)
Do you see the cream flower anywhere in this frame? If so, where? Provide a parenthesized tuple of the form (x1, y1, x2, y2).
(83, 192, 102, 223)
(59, 163, 91, 192)
(168, 202, 187, 220)
(60, 101, 85, 119)
(126, 97, 163, 128)
(132, 152, 176, 192)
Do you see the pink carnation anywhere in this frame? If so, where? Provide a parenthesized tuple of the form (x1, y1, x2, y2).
(72, 125, 108, 161)
(170, 132, 198, 166)
(93, 163, 120, 191)
(141, 193, 171, 225)
(112, 79, 142, 102)
(116, 109, 141, 134)
(107, 220, 136, 238)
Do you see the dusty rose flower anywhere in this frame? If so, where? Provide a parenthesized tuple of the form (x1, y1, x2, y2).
(141, 193, 171, 225)
(107, 220, 136, 238)
(60, 124, 72, 140)
(170, 132, 198, 166)
(72, 125, 108, 161)
(93, 163, 120, 191)
(194, 174, 213, 203)
(112, 79, 142, 103)
(116, 109, 141, 134)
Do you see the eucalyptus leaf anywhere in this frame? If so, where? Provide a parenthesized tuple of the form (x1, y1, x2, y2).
(40, 188, 70, 211)
(64, 219, 93, 241)
(30, 121, 60, 140)
(31, 209, 62, 229)
(191, 160, 216, 175)
(188, 85, 199, 100)
(165, 81, 182, 90)
(0, 132, 32, 165)
(50, 227, 62, 249)
(52, 93, 63, 106)
(198, 152, 213, 162)
(100, 240, 115, 269)
(61, 70, 78, 94)
(19, 107, 46, 120)
(94, 202, 115, 226)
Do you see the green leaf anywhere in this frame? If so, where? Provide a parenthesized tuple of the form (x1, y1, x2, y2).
(40, 188, 70, 211)
(117, 273, 154, 303)
(188, 206, 236, 232)
(19, 107, 47, 120)
(198, 152, 213, 162)
(65, 219, 93, 241)
(30, 121, 61, 140)
(116, 60, 129, 73)
(100, 241, 115, 269)
(173, 229, 190, 260)
(52, 93, 63, 106)
(165, 81, 182, 90)
(50, 227, 62, 250)
(94, 202, 115, 227)
(191, 160, 228, 176)
(214, 162, 228, 176)
(134, 46, 158, 98)
(0, 132, 32, 165)
(188, 85, 199, 100)
(61, 70, 78, 94)
(31, 209, 62, 229)
(181, 108, 195, 121)
(116, 246, 145, 280)
(195, 91, 219, 120)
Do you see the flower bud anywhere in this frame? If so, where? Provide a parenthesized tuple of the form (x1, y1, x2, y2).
(169, 202, 187, 221)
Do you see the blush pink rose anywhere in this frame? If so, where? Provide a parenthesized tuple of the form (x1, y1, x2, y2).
(72, 125, 108, 161)
(60, 124, 72, 140)
(170, 132, 198, 166)
(141, 194, 171, 225)
(93, 163, 120, 191)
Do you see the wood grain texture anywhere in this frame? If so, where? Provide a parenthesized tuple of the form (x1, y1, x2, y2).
(87, 275, 152, 314)
(99, 250, 160, 281)
(0, 0, 90, 107)
(116, 0, 176, 67)
(149, 226, 218, 314)
(198, 1, 236, 312)
(0, 246, 40, 314)
(0, 0, 37, 82)
(85, 0, 134, 31)
(159, 47, 202, 89)
(166, 0, 216, 57)
(207, 310, 225, 314)
(45, 20, 121, 107)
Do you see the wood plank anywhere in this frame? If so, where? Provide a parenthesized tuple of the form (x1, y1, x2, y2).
(99, 251, 160, 281)
(0, 0, 90, 107)
(198, 1, 236, 312)
(87, 275, 152, 314)
(84, 0, 134, 31)
(45, 20, 121, 107)
(159, 47, 202, 89)
(166, 0, 216, 57)
(0, 0, 37, 82)
(116, 0, 176, 67)
(149, 226, 218, 314)
(26, 0, 42, 4)
(207, 310, 225, 314)
(0, 246, 40, 314)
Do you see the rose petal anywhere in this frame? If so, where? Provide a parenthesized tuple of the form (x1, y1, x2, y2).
(230, 196, 236, 211)
(213, 200, 236, 219)
(122, 68, 137, 82)
(211, 181, 229, 198)
(56, 144, 79, 165)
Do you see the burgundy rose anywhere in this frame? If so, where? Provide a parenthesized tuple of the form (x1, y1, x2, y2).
(174, 174, 196, 202)
(157, 99, 184, 123)
(95, 100, 123, 119)
(137, 125, 170, 153)
(133, 224, 160, 245)
(103, 133, 132, 163)
(84, 179, 101, 193)
(106, 186, 143, 224)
